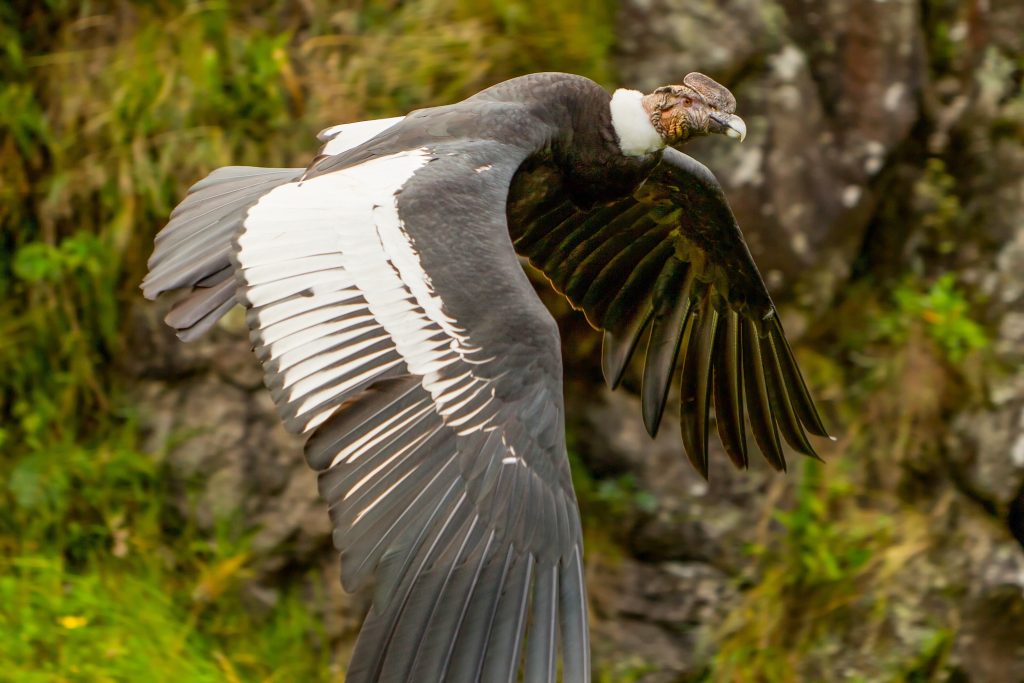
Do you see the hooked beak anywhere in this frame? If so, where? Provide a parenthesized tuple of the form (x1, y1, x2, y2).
(710, 112, 747, 142)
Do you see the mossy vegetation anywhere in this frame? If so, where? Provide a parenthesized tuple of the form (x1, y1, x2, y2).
(704, 270, 992, 682)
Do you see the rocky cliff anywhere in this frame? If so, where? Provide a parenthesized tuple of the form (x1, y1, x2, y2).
(129, 1, 1024, 679)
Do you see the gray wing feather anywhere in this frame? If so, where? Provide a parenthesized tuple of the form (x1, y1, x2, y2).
(445, 545, 516, 683)
(525, 561, 558, 683)
(142, 166, 300, 340)
(480, 552, 534, 683)
(560, 547, 591, 682)
(163, 273, 237, 342)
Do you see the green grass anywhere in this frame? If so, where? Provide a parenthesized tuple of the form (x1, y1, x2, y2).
(0, 555, 334, 683)
(0, 420, 339, 682)
(883, 274, 989, 363)
(706, 458, 935, 682)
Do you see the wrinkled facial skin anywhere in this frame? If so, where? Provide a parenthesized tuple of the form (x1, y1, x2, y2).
(642, 72, 746, 145)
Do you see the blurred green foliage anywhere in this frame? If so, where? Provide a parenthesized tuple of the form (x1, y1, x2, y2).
(912, 159, 962, 256)
(885, 275, 988, 363)
(570, 445, 658, 534)
(707, 453, 963, 682)
(594, 657, 658, 683)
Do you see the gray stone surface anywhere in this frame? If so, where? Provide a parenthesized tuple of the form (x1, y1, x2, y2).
(616, 0, 926, 308)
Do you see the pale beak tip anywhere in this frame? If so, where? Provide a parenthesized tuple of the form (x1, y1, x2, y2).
(724, 116, 747, 142)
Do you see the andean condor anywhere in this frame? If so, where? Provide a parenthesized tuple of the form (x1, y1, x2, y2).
(142, 71, 830, 683)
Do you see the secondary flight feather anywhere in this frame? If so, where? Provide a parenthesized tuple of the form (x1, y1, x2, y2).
(142, 71, 829, 682)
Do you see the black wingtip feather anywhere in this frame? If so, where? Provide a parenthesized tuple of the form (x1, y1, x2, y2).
(679, 298, 718, 479)
(761, 332, 820, 460)
(601, 297, 654, 389)
(712, 310, 748, 470)
(741, 319, 786, 472)
(641, 264, 694, 437)
(767, 315, 831, 439)
(598, 239, 675, 330)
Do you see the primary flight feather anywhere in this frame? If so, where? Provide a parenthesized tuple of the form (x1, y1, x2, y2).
(143, 71, 829, 683)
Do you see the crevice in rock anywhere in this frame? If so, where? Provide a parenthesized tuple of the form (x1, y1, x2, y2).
(1008, 483, 1024, 551)
(847, 112, 933, 282)
(938, 442, 1003, 520)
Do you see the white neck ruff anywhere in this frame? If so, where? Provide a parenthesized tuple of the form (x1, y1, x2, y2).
(610, 88, 664, 157)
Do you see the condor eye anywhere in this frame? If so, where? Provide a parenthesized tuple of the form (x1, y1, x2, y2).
(682, 97, 693, 108)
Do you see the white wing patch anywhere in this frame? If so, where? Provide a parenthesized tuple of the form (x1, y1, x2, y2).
(236, 149, 499, 437)
(317, 116, 406, 156)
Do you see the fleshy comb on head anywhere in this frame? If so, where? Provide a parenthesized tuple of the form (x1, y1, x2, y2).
(637, 72, 746, 146)
(683, 72, 736, 114)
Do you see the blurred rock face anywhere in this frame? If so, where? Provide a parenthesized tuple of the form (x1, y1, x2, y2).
(618, 0, 924, 305)
(604, 0, 1024, 679)
(133, 0, 1024, 680)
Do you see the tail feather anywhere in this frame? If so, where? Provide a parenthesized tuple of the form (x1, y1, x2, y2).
(142, 166, 301, 340)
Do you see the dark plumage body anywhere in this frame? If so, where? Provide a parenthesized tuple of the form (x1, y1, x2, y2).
(142, 71, 828, 683)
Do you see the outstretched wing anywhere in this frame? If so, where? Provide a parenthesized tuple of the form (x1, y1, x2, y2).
(509, 147, 830, 477)
(142, 117, 408, 341)
(233, 132, 588, 682)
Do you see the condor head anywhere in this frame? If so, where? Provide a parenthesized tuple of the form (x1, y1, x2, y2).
(642, 72, 747, 145)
